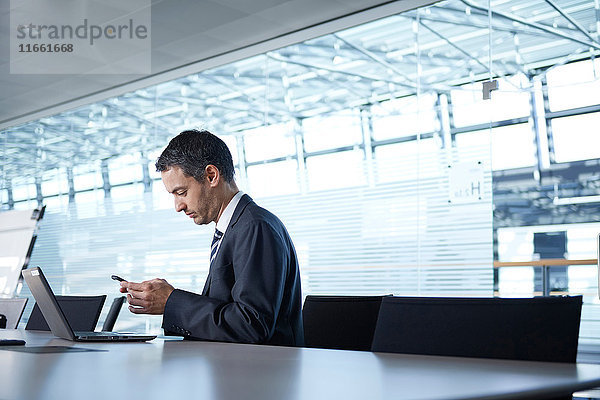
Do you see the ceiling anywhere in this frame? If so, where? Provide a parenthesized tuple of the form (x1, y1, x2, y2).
(0, 0, 435, 129)
(2, 0, 600, 187)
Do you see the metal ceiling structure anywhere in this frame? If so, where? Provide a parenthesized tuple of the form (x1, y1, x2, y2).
(1, 0, 430, 128)
(1, 0, 600, 223)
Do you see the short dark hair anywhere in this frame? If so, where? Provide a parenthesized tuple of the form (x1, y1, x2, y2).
(155, 129, 235, 183)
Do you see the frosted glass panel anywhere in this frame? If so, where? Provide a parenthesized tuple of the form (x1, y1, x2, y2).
(306, 150, 366, 192)
(21, 142, 493, 333)
(303, 111, 363, 152)
(371, 93, 439, 140)
(247, 160, 300, 197)
(455, 124, 535, 171)
(244, 123, 296, 163)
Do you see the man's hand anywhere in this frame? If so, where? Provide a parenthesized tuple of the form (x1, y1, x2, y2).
(119, 278, 174, 315)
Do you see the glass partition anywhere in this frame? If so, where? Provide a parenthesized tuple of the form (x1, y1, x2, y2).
(3, 0, 599, 351)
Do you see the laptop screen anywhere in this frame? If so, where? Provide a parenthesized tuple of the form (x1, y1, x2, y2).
(22, 267, 75, 340)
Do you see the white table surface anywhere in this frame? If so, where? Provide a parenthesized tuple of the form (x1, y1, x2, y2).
(1, 329, 600, 400)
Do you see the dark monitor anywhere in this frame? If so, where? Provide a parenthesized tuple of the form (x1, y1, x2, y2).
(533, 231, 566, 259)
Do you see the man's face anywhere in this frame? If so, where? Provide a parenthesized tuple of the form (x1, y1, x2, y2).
(161, 166, 218, 225)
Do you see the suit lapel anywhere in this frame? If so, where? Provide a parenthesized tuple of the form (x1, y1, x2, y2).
(202, 194, 254, 297)
(201, 274, 211, 296)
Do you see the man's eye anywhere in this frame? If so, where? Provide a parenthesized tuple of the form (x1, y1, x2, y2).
(177, 191, 187, 196)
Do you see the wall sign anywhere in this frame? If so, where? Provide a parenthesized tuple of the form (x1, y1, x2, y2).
(448, 161, 485, 204)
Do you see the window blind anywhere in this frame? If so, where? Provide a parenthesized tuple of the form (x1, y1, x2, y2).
(21, 142, 493, 333)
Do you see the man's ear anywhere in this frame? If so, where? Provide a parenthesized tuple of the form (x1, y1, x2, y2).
(205, 165, 220, 187)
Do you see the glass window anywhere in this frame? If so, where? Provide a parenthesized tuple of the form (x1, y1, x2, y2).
(451, 82, 489, 127)
(306, 150, 365, 192)
(489, 75, 531, 122)
(234, 166, 249, 193)
(498, 267, 534, 296)
(551, 112, 600, 163)
(374, 138, 438, 183)
(73, 165, 102, 191)
(303, 111, 362, 152)
(371, 93, 439, 141)
(451, 76, 530, 128)
(3, 3, 507, 333)
(111, 183, 144, 201)
(497, 229, 535, 262)
(546, 59, 600, 112)
(497, 225, 600, 297)
(12, 178, 37, 202)
(496, 228, 535, 296)
(111, 184, 145, 214)
(152, 179, 172, 210)
(145, 149, 164, 182)
(455, 124, 535, 171)
(244, 123, 296, 163)
(247, 160, 299, 197)
(109, 154, 143, 185)
(74, 190, 105, 218)
(219, 134, 239, 166)
(43, 195, 69, 212)
(41, 169, 69, 197)
(13, 200, 36, 210)
(75, 190, 104, 205)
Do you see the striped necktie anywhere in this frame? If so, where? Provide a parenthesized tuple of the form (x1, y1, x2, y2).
(210, 229, 223, 264)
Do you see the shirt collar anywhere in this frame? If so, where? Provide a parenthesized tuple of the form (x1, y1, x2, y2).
(216, 191, 244, 234)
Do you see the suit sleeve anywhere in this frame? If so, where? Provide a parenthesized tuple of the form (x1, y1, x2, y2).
(162, 220, 288, 343)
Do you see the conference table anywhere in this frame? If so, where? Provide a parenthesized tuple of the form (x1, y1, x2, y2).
(2, 330, 600, 400)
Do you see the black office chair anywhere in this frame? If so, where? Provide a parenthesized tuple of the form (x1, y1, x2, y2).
(303, 295, 388, 351)
(101, 296, 126, 332)
(371, 295, 583, 363)
(25, 295, 106, 331)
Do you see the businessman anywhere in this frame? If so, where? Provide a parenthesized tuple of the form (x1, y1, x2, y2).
(120, 129, 304, 346)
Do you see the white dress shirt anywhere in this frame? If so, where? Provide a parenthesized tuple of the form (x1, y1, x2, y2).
(212, 190, 244, 260)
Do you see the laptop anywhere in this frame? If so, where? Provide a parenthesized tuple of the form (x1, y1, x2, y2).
(22, 267, 156, 342)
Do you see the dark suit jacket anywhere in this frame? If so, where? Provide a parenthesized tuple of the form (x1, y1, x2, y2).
(162, 194, 304, 346)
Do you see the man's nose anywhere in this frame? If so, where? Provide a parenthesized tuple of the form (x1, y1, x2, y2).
(175, 198, 186, 213)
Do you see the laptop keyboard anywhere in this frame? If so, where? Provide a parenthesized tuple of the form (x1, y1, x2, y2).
(75, 331, 122, 337)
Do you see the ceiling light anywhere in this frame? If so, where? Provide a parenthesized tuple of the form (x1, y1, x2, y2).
(553, 195, 600, 205)
(332, 56, 344, 65)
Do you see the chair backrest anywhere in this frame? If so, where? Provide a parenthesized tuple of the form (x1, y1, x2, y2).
(26, 295, 106, 331)
(371, 295, 583, 363)
(102, 296, 125, 331)
(303, 295, 387, 351)
(0, 298, 28, 329)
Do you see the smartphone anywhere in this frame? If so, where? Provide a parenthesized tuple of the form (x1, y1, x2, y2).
(111, 275, 127, 282)
(0, 339, 26, 346)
